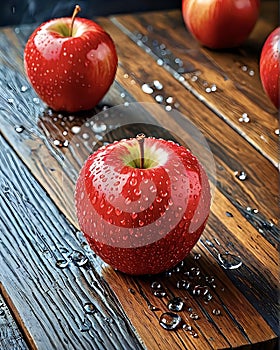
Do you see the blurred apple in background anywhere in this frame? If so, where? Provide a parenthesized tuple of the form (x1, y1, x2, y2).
(260, 27, 280, 109)
(24, 5, 118, 112)
(182, 0, 260, 49)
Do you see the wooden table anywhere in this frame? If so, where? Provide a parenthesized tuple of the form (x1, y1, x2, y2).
(0, 2, 279, 349)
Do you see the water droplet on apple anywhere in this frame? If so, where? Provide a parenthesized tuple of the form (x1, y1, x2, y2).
(159, 191, 168, 198)
(159, 312, 181, 330)
(167, 297, 184, 312)
(131, 212, 138, 219)
(130, 178, 138, 186)
(115, 208, 122, 216)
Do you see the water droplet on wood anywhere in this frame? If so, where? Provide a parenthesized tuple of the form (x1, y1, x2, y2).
(234, 171, 247, 181)
(55, 259, 69, 269)
(182, 323, 192, 331)
(151, 281, 162, 290)
(189, 312, 199, 320)
(84, 302, 95, 314)
(176, 280, 191, 290)
(153, 289, 166, 298)
(69, 250, 88, 267)
(91, 122, 107, 133)
(212, 308, 221, 316)
(20, 85, 28, 92)
(80, 317, 92, 332)
(167, 297, 184, 312)
(153, 80, 163, 90)
(218, 252, 242, 270)
(15, 125, 24, 133)
(71, 126, 81, 134)
(141, 83, 153, 94)
(159, 312, 181, 330)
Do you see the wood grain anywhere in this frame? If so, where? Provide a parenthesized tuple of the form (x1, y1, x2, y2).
(110, 7, 279, 167)
(0, 5, 278, 350)
(0, 134, 143, 350)
(0, 293, 28, 350)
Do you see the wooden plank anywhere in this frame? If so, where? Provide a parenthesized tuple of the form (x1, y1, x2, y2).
(110, 5, 279, 167)
(0, 134, 144, 350)
(0, 293, 28, 350)
(97, 18, 279, 241)
(0, 17, 278, 350)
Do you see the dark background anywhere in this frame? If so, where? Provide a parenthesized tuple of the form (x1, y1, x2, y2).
(1, 0, 182, 26)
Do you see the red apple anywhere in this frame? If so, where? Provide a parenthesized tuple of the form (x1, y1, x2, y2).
(24, 6, 118, 112)
(182, 0, 260, 49)
(260, 27, 280, 109)
(75, 135, 211, 275)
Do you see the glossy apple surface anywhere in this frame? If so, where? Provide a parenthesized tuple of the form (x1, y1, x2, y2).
(260, 27, 280, 109)
(75, 137, 211, 275)
(24, 15, 117, 112)
(182, 0, 260, 49)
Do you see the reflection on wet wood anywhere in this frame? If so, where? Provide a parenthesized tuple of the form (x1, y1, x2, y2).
(0, 2, 278, 350)
(0, 293, 28, 350)
(0, 134, 143, 350)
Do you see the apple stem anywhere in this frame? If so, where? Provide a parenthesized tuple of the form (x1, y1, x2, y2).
(136, 133, 145, 169)
(70, 5, 81, 37)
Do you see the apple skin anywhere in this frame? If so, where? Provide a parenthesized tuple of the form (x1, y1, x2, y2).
(75, 137, 211, 275)
(182, 0, 260, 49)
(260, 27, 280, 109)
(24, 17, 118, 112)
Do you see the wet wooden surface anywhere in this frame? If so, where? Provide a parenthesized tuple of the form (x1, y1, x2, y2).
(0, 2, 279, 350)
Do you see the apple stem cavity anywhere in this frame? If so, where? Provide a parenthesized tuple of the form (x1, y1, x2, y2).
(136, 133, 146, 169)
(70, 4, 81, 37)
